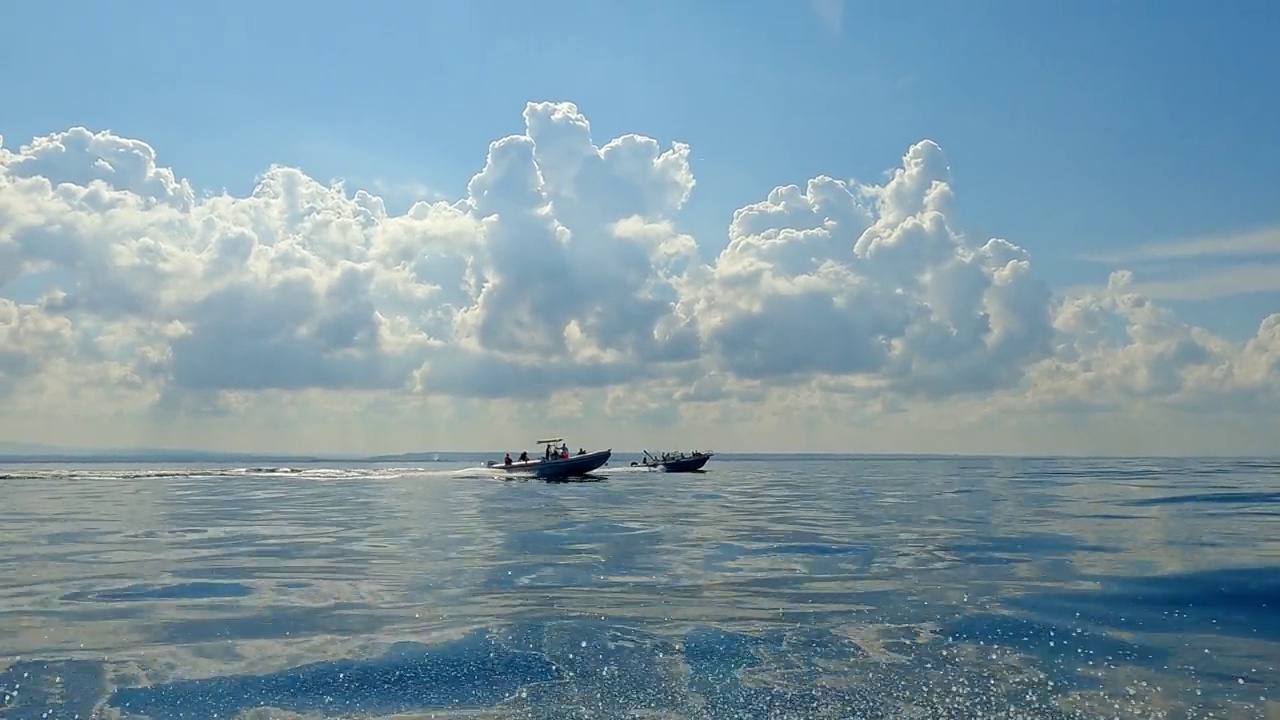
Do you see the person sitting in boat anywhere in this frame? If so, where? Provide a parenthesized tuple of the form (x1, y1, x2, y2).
(503, 452, 512, 466)
(577, 448, 586, 455)
(518, 450, 529, 462)
(559, 443, 569, 459)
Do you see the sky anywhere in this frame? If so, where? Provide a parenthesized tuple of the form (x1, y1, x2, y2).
(1, 0, 1278, 456)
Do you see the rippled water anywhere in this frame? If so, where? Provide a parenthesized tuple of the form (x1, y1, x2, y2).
(1, 455, 1278, 718)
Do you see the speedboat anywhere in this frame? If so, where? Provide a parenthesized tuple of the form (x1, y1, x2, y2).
(487, 438, 612, 480)
(632, 449, 713, 473)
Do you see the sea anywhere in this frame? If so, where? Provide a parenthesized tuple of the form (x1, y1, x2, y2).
(0, 454, 1277, 719)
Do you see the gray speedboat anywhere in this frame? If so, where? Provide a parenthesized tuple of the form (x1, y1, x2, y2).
(634, 449, 714, 473)
(488, 438, 612, 480)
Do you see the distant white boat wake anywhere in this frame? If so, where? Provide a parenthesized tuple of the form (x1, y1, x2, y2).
(0, 466, 498, 482)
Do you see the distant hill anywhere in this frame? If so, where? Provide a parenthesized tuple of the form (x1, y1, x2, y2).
(0, 441, 89, 455)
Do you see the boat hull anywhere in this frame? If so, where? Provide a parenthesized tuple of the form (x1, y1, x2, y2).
(489, 449, 612, 479)
(641, 452, 713, 473)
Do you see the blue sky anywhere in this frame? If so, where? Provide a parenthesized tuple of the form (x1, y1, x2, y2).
(1, 0, 1278, 454)
(6, 1, 1278, 302)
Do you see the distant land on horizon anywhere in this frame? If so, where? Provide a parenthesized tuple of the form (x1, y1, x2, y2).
(0, 442, 1276, 464)
(0, 441, 933, 463)
(0, 445, 933, 464)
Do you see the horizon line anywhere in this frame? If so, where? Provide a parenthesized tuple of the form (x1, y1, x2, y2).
(2, 448, 1278, 463)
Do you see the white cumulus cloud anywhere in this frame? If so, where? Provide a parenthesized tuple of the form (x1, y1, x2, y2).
(1, 102, 1277, 454)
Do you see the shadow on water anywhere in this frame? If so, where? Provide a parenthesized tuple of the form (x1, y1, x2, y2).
(1010, 565, 1280, 644)
(60, 580, 254, 603)
(2, 620, 1122, 720)
(105, 629, 558, 719)
(1118, 491, 1280, 508)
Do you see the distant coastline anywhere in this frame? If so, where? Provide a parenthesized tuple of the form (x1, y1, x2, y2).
(1, 444, 1275, 464)
(0, 449, 945, 464)
(0, 442, 952, 464)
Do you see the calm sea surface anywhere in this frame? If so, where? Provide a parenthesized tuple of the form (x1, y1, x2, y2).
(1, 455, 1277, 719)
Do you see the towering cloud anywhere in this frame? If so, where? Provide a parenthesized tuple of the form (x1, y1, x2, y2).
(1, 102, 1276, 451)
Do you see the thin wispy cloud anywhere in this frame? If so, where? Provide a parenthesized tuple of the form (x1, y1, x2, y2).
(1079, 225, 1280, 264)
(810, 0, 845, 33)
(1063, 262, 1280, 302)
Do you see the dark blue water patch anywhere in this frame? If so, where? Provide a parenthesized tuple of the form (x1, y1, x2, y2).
(107, 629, 560, 719)
(940, 612, 1166, 669)
(0, 658, 105, 720)
(1008, 565, 1280, 642)
(678, 625, 1085, 719)
(145, 602, 386, 644)
(682, 627, 764, 680)
(5, 618, 1156, 719)
(60, 581, 253, 603)
(511, 620, 693, 716)
(1120, 491, 1280, 507)
(747, 542, 872, 557)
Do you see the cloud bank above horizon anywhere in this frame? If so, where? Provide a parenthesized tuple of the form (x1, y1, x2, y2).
(1, 101, 1277, 455)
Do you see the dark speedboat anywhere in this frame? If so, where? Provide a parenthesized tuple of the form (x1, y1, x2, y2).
(488, 438, 612, 480)
(633, 449, 713, 473)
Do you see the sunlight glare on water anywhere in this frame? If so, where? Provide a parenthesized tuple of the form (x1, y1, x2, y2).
(0, 455, 1277, 719)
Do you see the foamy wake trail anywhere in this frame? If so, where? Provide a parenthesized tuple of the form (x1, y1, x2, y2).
(0, 461, 656, 482)
(607, 465, 659, 473)
(0, 466, 488, 482)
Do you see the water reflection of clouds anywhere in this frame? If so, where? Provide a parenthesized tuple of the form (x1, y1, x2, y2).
(3, 458, 1277, 718)
(472, 476, 679, 623)
(1020, 458, 1280, 580)
(118, 466, 513, 679)
(0, 471, 167, 656)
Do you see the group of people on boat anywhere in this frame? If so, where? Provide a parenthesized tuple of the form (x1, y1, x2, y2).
(648, 450, 705, 463)
(502, 443, 588, 466)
